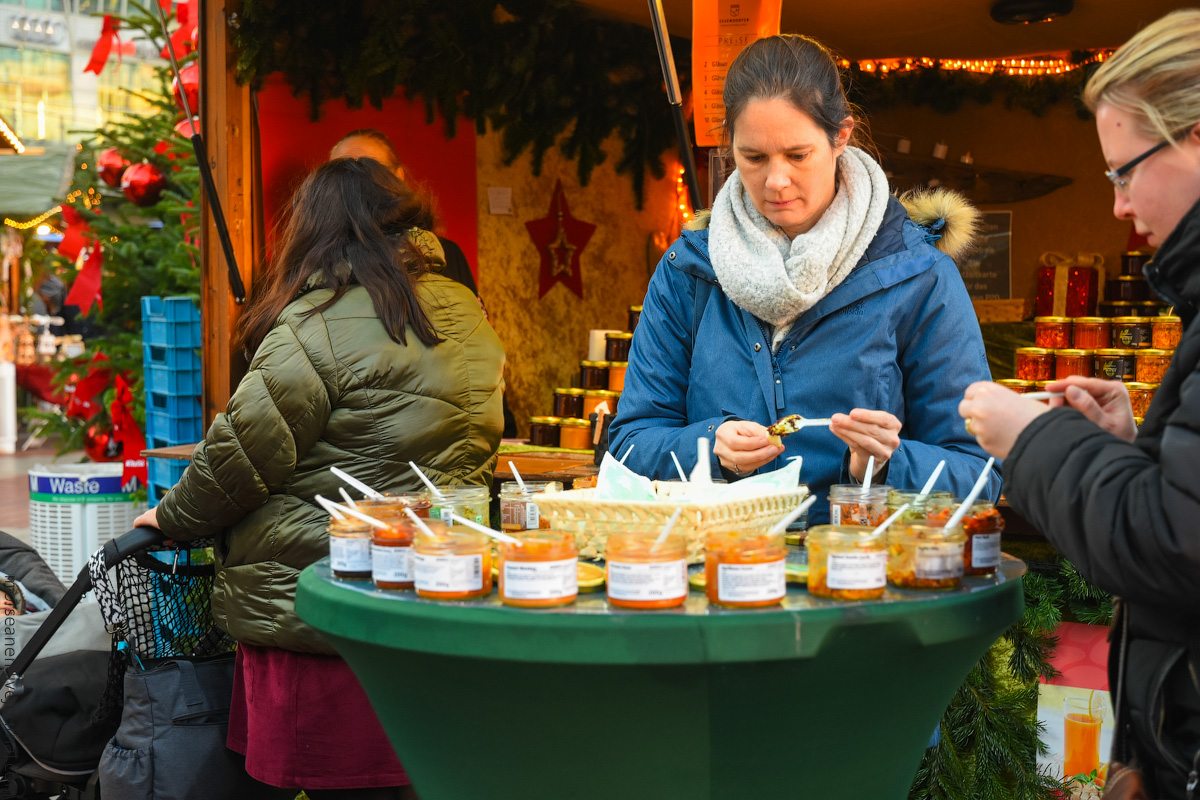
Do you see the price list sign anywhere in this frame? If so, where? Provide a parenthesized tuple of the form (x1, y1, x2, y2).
(691, 0, 782, 147)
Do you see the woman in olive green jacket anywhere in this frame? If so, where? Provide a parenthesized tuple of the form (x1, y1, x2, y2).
(134, 158, 504, 799)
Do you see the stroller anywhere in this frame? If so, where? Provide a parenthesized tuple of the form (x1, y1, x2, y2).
(0, 527, 236, 800)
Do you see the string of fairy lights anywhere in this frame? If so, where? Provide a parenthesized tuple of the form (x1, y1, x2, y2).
(845, 48, 1114, 77)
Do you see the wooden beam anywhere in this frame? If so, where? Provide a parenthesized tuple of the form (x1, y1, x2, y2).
(198, 0, 259, 422)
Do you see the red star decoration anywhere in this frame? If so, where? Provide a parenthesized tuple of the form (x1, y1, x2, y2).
(524, 180, 596, 299)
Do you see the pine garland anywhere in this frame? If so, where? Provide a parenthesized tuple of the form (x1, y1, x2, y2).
(232, 0, 687, 207)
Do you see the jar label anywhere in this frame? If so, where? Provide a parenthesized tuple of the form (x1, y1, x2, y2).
(826, 551, 887, 590)
(330, 537, 371, 573)
(414, 552, 483, 592)
(915, 543, 965, 580)
(717, 559, 786, 603)
(372, 544, 413, 583)
(526, 502, 540, 530)
(971, 533, 1002, 569)
(502, 558, 577, 600)
(431, 505, 485, 525)
(607, 559, 688, 601)
(830, 504, 841, 525)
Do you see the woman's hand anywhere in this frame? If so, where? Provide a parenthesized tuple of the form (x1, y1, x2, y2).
(132, 506, 160, 530)
(958, 382, 1051, 459)
(714, 420, 785, 475)
(1045, 376, 1138, 442)
(830, 409, 902, 482)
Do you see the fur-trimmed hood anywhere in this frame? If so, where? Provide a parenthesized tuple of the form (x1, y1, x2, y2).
(685, 186, 980, 263)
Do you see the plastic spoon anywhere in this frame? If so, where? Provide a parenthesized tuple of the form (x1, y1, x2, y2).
(323, 498, 389, 530)
(402, 507, 435, 536)
(670, 452, 688, 482)
(508, 461, 526, 492)
(408, 461, 447, 500)
(769, 494, 818, 536)
(861, 455, 876, 495)
(446, 512, 524, 545)
(652, 507, 684, 549)
(620, 444, 635, 465)
(871, 503, 911, 537)
(915, 460, 946, 502)
(944, 457, 997, 531)
(338, 487, 359, 509)
(330, 466, 385, 500)
(314, 494, 346, 521)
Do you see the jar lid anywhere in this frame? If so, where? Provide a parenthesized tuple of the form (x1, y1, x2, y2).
(1094, 348, 1137, 356)
(1055, 348, 1094, 356)
(1110, 316, 1151, 324)
(628, 304, 643, 312)
(995, 379, 1034, 387)
(530, 416, 563, 424)
(553, 387, 586, 395)
(1071, 317, 1108, 324)
(1136, 301, 1165, 308)
(1034, 316, 1072, 323)
(558, 417, 591, 427)
(1136, 348, 1172, 356)
(608, 360, 628, 367)
(1154, 315, 1182, 323)
(1015, 347, 1053, 355)
(606, 332, 634, 340)
(1033, 380, 1053, 388)
(1103, 302, 1140, 308)
(583, 389, 621, 397)
(1115, 275, 1147, 282)
(1125, 382, 1159, 390)
(580, 360, 612, 367)
(1124, 250, 1149, 256)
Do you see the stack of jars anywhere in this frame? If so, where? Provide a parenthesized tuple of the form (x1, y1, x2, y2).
(1007, 313, 1180, 426)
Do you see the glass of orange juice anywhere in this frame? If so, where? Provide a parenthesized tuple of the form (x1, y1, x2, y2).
(1063, 694, 1107, 779)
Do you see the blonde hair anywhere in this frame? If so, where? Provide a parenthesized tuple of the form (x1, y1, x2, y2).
(1083, 9, 1200, 144)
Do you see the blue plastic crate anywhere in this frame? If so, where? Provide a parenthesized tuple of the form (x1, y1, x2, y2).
(148, 482, 171, 508)
(143, 344, 201, 371)
(148, 457, 188, 488)
(144, 365, 201, 396)
(146, 391, 201, 418)
(146, 409, 203, 443)
(142, 296, 201, 348)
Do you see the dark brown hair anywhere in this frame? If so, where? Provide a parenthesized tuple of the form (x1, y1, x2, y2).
(236, 157, 441, 356)
(721, 34, 870, 151)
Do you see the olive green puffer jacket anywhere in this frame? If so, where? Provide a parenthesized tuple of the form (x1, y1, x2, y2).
(156, 240, 505, 654)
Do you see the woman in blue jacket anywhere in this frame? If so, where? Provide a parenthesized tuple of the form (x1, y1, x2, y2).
(610, 34, 998, 522)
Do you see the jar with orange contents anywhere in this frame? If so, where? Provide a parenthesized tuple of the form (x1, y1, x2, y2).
(372, 517, 430, 590)
(1054, 349, 1094, 380)
(828, 485, 892, 526)
(1034, 317, 1072, 348)
(995, 379, 1034, 394)
(498, 530, 578, 608)
(1135, 349, 1172, 384)
(805, 525, 887, 601)
(1152, 316, 1182, 349)
(926, 500, 1004, 577)
(582, 389, 620, 418)
(413, 526, 493, 600)
(1071, 317, 1110, 350)
(499, 480, 562, 532)
(1015, 347, 1054, 381)
(607, 361, 628, 392)
(357, 492, 432, 519)
(1126, 382, 1157, 418)
(705, 530, 787, 608)
(887, 523, 965, 589)
(558, 418, 593, 451)
(606, 530, 689, 609)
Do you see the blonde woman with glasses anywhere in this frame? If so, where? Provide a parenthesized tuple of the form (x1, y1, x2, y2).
(959, 10, 1200, 797)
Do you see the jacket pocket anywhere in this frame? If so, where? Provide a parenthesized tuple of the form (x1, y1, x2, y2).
(98, 737, 154, 800)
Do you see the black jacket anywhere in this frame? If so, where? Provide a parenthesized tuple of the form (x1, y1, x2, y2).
(1005, 197, 1200, 798)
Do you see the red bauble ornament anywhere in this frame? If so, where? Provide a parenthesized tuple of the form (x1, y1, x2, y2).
(84, 424, 124, 462)
(96, 147, 129, 187)
(172, 62, 200, 115)
(121, 162, 167, 207)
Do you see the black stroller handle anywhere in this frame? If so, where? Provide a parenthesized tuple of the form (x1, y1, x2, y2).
(2, 527, 168, 688)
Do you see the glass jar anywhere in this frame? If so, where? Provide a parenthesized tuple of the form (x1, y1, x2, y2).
(582, 389, 620, 419)
(1034, 317, 1072, 349)
(498, 530, 577, 608)
(1055, 349, 1094, 380)
(828, 485, 892, 527)
(805, 525, 888, 601)
(329, 517, 374, 580)
(1111, 317, 1153, 349)
(1126, 382, 1157, 419)
(704, 530, 787, 608)
(605, 332, 634, 362)
(529, 416, 561, 447)
(885, 489, 952, 522)
(605, 530, 688, 610)
(1121, 251, 1151, 276)
(499, 481, 562, 532)
(413, 526, 493, 600)
(1135, 349, 1172, 384)
(887, 523, 965, 589)
(1109, 275, 1150, 301)
(925, 501, 1004, 577)
(1015, 347, 1054, 381)
(372, 517, 432, 590)
(579, 361, 610, 390)
(1099, 301, 1139, 318)
(1152, 316, 1182, 350)
(628, 305, 642, 332)
(428, 486, 490, 526)
(558, 418, 593, 450)
(1071, 317, 1110, 351)
(994, 379, 1034, 394)
(356, 492, 432, 520)
(607, 361, 628, 393)
(552, 388, 585, 419)
(1094, 348, 1137, 381)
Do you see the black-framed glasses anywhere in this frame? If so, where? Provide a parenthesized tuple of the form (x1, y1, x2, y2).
(1105, 137, 1177, 194)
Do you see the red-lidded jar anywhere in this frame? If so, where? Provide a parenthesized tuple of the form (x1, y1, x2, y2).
(1152, 316, 1182, 350)
(1126, 382, 1157, 418)
(1135, 349, 1172, 384)
(1054, 349, 1094, 380)
(1015, 347, 1054, 381)
(1034, 317, 1072, 349)
(1094, 348, 1137, 381)
(1071, 317, 1110, 350)
(1111, 317, 1153, 348)
(552, 388, 585, 419)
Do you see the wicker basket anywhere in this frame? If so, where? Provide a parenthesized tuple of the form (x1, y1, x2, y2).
(532, 484, 810, 563)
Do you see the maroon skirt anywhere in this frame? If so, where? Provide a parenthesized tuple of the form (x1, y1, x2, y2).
(227, 643, 409, 790)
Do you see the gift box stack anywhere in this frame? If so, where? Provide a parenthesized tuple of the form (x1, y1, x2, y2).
(525, 305, 639, 457)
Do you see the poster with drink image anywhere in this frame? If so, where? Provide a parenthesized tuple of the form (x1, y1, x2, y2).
(1037, 622, 1114, 799)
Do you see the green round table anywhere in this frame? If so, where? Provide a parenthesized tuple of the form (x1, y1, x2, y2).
(296, 554, 1025, 800)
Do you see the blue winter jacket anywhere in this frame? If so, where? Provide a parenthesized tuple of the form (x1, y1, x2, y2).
(609, 195, 1000, 524)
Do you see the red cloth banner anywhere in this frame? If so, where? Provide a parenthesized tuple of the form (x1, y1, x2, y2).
(64, 246, 104, 315)
(57, 205, 95, 262)
(83, 15, 121, 75)
(110, 375, 147, 489)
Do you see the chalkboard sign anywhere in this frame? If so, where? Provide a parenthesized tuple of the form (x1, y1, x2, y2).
(957, 211, 1012, 300)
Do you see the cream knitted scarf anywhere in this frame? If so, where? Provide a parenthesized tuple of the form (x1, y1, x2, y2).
(709, 146, 890, 350)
